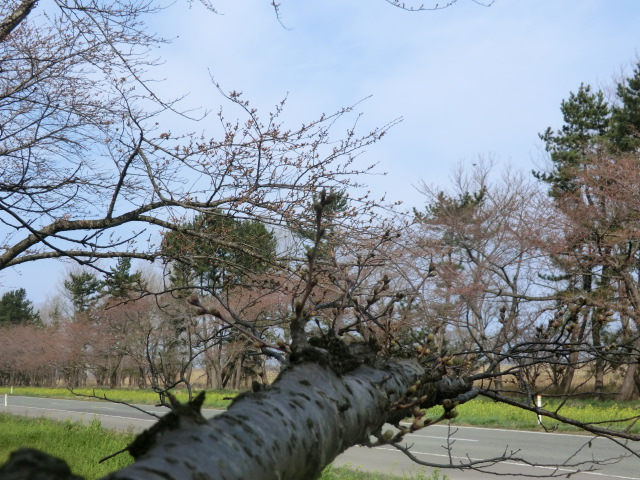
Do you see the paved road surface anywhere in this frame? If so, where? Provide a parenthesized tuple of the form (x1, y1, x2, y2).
(3, 395, 640, 479)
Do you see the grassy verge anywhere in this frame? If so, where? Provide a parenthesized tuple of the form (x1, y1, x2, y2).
(320, 466, 448, 480)
(0, 413, 135, 480)
(0, 414, 446, 480)
(431, 397, 640, 434)
(0, 386, 236, 409)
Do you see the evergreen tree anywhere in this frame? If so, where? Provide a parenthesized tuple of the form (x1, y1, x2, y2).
(535, 83, 612, 396)
(536, 83, 610, 196)
(535, 66, 640, 398)
(610, 63, 640, 152)
(232, 219, 279, 276)
(418, 187, 486, 220)
(102, 258, 145, 299)
(162, 211, 277, 292)
(64, 271, 102, 312)
(0, 288, 41, 326)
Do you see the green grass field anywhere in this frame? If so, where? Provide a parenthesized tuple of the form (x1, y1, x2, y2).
(442, 397, 640, 434)
(320, 466, 448, 480)
(0, 386, 236, 409)
(0, 414, 135, 479)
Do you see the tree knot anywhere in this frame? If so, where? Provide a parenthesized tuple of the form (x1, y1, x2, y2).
(292, 334, 380, 375)
(128, 392, 207, 459)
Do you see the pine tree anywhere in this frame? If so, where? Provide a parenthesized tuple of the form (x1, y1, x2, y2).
(0, 288, 41, 326)
(610, 63, 640, 152)
(162, 211, 277, 293)
(536, 83, 610, 196)
(102, 258, 145, 299)
(535, 83, 612, 396)
(64, 271, 102, 312)
(535, 67, 640, 398)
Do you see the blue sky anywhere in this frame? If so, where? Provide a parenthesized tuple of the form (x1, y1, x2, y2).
(5, 0, 640, 305)
(149, 0, 640, 205)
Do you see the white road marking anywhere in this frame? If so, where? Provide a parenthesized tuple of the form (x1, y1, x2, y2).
(374, 446, 640, 480)
(428, 423, 613, 440)
(406, 433, 478, 442)
(3, 405, 157, 422)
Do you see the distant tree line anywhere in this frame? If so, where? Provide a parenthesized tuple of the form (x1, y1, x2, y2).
(0, 218, 279, 391)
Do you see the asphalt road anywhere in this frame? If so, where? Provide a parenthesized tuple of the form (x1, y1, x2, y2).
(2, 395, 640, 479)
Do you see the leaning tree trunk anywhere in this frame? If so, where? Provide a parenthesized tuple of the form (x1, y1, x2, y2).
(618, 362, 640, 400)
(592, 321, 605, 399)
(0, 359, 471, 480)
(618, 336, 640, 400)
